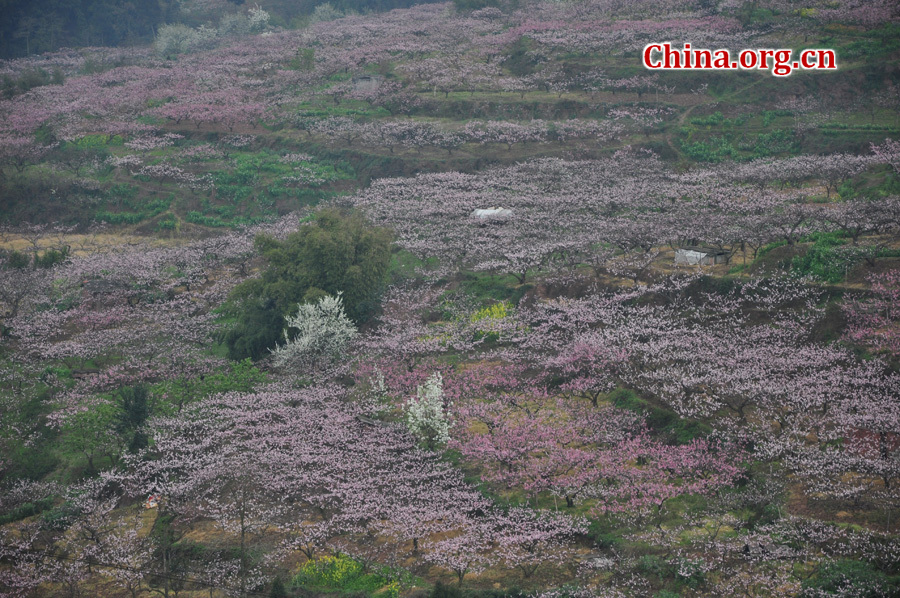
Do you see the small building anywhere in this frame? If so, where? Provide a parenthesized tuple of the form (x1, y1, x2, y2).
(351, 74, 383, 92)
(470, 207, 513, 221)
(675, 246, 728, 266)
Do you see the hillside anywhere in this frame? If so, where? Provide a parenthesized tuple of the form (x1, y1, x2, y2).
(1, 1, 900, 597)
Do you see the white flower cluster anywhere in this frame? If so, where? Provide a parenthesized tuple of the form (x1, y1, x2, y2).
(221, 134, 255, 148)
(154, 6, 269, 56)
(405, 372, 452, 447)
(361, 367, 391, 416)
(125, 133, 183, 151)
(279, 153, 315, 164)
(270, 293, 357, 369)
(248, 4, 271, 32)
(106, 154, 143, 168)
(154, 23, 217, 57)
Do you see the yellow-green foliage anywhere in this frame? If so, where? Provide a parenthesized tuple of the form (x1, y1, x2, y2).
(291, 553, 400, 597)
(382, 581, 400, 598)
(471, 301, 511, 323)
(296, 553, 362, 586)
(470, 301, 512, 334)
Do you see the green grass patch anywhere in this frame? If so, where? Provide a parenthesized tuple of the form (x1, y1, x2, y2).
(608, 388, 711, 444)
(689, 112, 749, 128)
(455, 271, 531, 306)
(585, 518, 624, 550)
(151, 359, 267, 414)
(679, 128, 799, 163)
(761, 109, 792, 127)
(802, 559, 900, 597)
(0, 497, 55, 525)
(839, 23, 900, 60)
(757, 239, 788, 259)
(293, 100, 391, 119)
(3, 442, 60, 481)
(388, 249, 431, 284)
(95, 195, 171, 225)
(791, 231, 858, 283)
(105, 183, 140, 201)
(72, 133, 124, 148)
(155, 214, 178, 231)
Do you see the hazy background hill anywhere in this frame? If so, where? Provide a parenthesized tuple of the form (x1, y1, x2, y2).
(0, 0, 451, 58)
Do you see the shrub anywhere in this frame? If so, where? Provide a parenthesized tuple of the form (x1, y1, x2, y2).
(294, 553, 364, 586)
(690, 112, 725, 126)
(116, 384, 150, 453)
(431, 582, 463, 598)
(41, 501, 80, 531)
(636, 555, 673, 580)
(156, 359, 267, 413)
(222, 297, 285, 361)
(3, 443, 59, 481)
(33, 247, 69, 269)
(291, 48, 316, 71)
(6, 250, 31, 269)
(156, 214, 178, 231)
(269, 576, 289, 598)
(585, 519, 622, 550)
(0, 498, 54, 525)
(224, 209, 392, 360)
(791, 234, 862, 283)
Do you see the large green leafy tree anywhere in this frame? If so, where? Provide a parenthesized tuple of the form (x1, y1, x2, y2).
(223, 209, 392, 361)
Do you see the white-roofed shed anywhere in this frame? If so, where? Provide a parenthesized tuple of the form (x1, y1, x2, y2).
(470, 207, 513, 220)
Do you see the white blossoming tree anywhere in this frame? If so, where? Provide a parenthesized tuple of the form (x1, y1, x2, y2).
(270, 293, 357, 371)
(248, 4, 271, 32)
(154, 23, 216, 57)
(405, 372, 452, 449)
